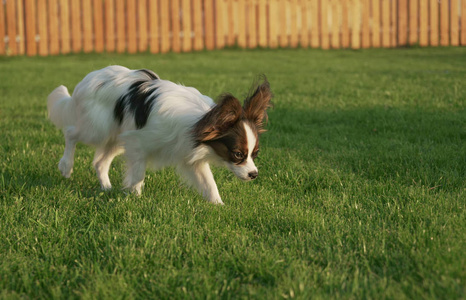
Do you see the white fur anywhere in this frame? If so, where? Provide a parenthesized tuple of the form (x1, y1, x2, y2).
(47, 66, 261, 205)
(226, 123, 258, 181)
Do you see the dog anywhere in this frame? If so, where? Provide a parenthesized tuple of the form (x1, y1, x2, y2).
(47, 66, 272, 205)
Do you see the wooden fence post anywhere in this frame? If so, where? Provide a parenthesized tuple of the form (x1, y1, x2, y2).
(382, 0, 390, 47)
(361, 0, 370, 48)
(16, 0, 25, 55)
(430, 0, 439, 46)
(0, 1, 5, 55)
(127, 0, 138, 54)
(258, 0, 268, 47)
(182, 0, 192, 52)
(440, 0, 449, 46)
(351, 0, 360, 49)
(450, 0, 459, 46)
(341, 0, 349, 48)
(398, 0, 407, 46)
(237, 0, 247, 48)
(149, 0, 160, 53)
(6, 0, 17, 55)
(37, 0, 48, 56)
(48, 0, 59, 55)
(83, 0, 93, 53)
(462, 0, 466, 45)
(419, 0, 428, 46)
(193, 0, 204, 50)
(94, 0, 105, 53)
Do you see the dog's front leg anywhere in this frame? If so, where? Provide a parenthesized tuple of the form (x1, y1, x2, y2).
(178, 163, 224, 205)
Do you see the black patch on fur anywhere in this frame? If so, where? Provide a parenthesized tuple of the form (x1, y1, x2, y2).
(138, 69, 159, 80)
(114, 81, 159, 129)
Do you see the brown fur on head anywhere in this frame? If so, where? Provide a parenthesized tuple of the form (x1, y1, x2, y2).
(243, 76, 273, 133)
(193, 76, 273, 144)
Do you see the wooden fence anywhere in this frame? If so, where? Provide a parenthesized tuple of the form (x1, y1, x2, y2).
(1, 0, 465, 56)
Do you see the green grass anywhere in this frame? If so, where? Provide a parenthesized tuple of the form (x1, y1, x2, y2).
(0, 47, 465, 299)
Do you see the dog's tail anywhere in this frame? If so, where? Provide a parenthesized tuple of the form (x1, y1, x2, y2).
(47, 85, 76, 129)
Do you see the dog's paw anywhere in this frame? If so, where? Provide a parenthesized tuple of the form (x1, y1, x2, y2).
(210, 198, 224, 205)
(58, 158, 73, 178)
(101, 184, 112, 191)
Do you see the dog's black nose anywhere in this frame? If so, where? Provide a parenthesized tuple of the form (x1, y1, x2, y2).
(248, 171, 258, 180)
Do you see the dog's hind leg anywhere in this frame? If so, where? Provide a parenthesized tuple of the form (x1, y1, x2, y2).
(58, 127, 79, 178)
(93, 142, 123, 190)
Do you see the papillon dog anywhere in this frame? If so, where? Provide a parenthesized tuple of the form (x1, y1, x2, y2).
(47, 66, 272, 205)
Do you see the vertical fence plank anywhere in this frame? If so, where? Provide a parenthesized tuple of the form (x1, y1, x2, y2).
(341, 0, 349, 48)
(204, 0, 215, 50)
(25, 0, 36, 55)
(0, 1, 5, 55)
(37, 0, 48, 56)
(439, 0, 449, 45)
(227, 0, 235, 46)
(429, 0, 438, 45)
(138, 0, 149, 52)
(398, 0, 407, 45)
(331, 0, 340, 48)
(182, 0, 192, 52)
(290, 0, 298, 47)
(216, 0, 225, 49)
(450, 0, 458, 46)
(149, 0, 160, 53)
(279, 0, 288, 47)
(16, 0, 25, 54)
(127, 0, 137, 53)
(71, 0, 82, 52)
(116, 0, 126, 52)
(258, 0, 267, 47)
(310, 0, 319, 47)
(321, 0, 329, 49)
(94, 0, 104, 53)
(193, 0, 203, 50)
(59, 0, 70, 54)
(361, 0, 370, 48)
(300, 0, 310, 48)
(237, 0, 246, 48)
(248, 0, 257, 48)
(419, 0, 428, 46)
(462, 0, 466, 45)
(83, 0, 93, 53)
(160, 0, 170, 52)
(171, 0, 181, 52)
(105, 0, 116, 52)
(351, 0, 360, 49)
(372, 0, 380, 47)
(6, 0, 17, 55)
(48, 0, 59, 55)
(382, 0, 390, 47)
(391, 0, 397, 47)
(269, 0, 279, 48)
(409, 0, 418, 45)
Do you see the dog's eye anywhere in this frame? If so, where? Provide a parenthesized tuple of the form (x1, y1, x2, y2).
(252, 150, 260, 159)
(234, 152, 244, 160)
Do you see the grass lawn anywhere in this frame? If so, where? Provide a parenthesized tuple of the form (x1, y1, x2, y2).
(0, 47, 465, 299)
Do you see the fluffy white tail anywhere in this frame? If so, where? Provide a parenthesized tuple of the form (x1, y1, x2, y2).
(47, 85, 76, 129)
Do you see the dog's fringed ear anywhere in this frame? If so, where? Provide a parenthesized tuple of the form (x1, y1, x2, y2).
(193, 94, 242, 142)
(243, 75, 273, 133)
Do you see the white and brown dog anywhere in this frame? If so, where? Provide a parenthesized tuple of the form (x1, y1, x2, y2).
(48, 66, 272, 205)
